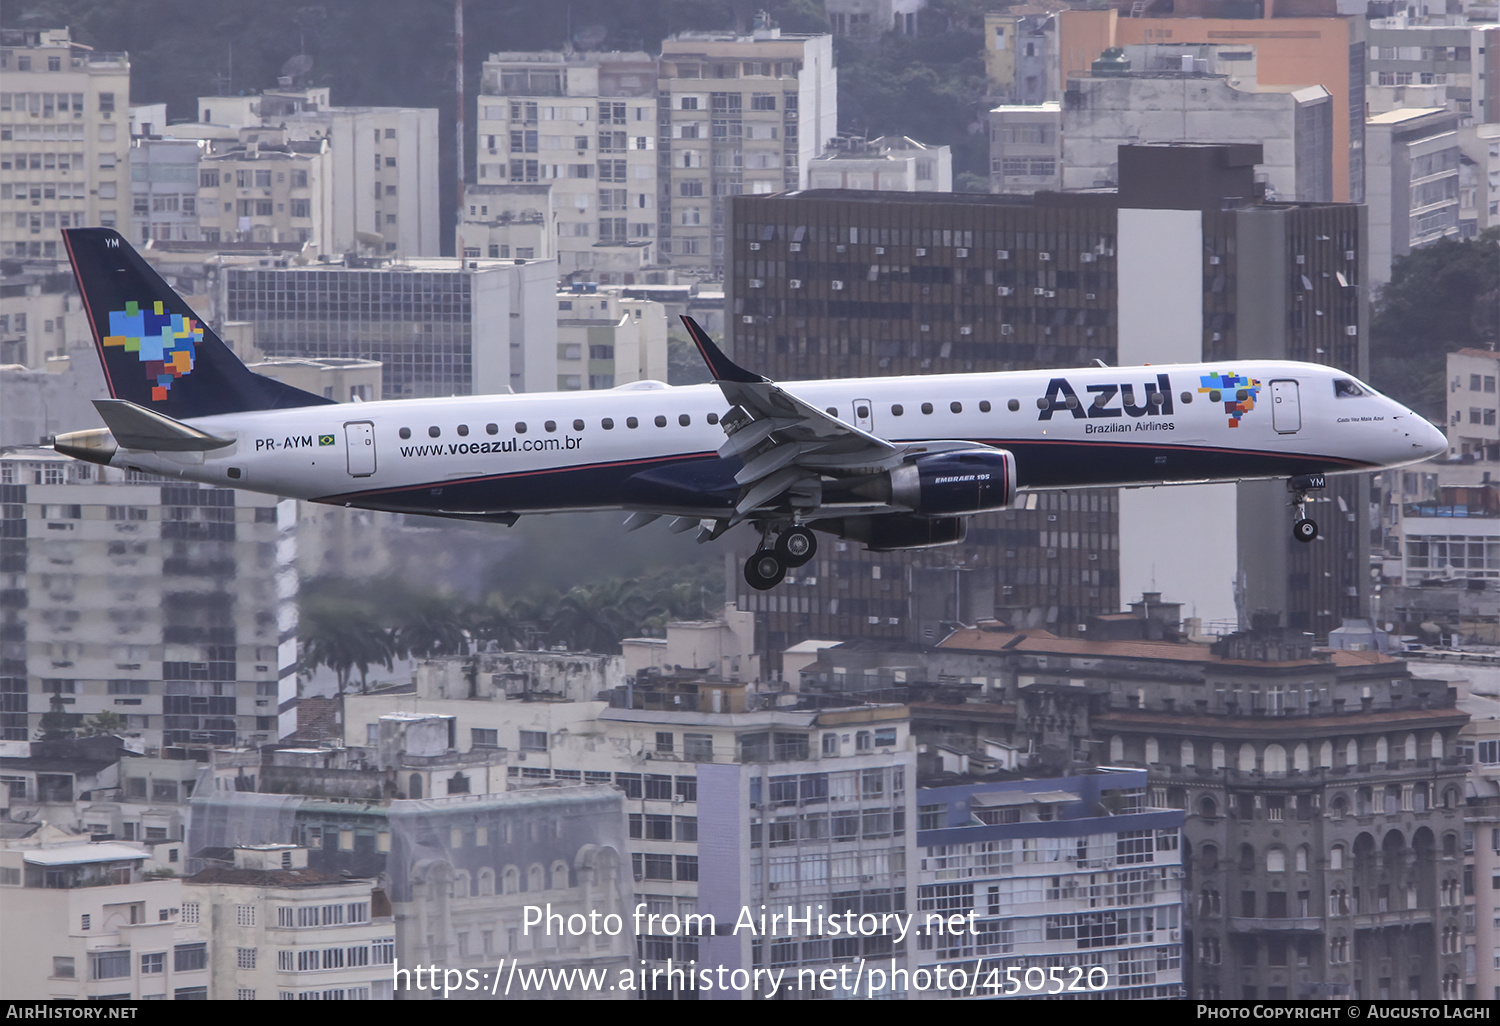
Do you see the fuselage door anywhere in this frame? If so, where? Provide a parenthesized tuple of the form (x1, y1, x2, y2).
(1270, 380, 1302, 434)
(852, 399, 874, 433)
(345, 421, 376, 477)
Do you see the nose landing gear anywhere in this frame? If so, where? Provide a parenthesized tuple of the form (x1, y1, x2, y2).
(1288, 474, 1325, 544)
(744, 523, 819, 590)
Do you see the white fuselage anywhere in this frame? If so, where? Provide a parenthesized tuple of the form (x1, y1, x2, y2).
(102, 360, 1446, 518)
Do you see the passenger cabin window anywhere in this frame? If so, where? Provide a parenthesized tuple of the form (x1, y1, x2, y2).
(921, 403, 934, 415)
(1209, 390, 1222, 402)
(891, 404, 904, 416)
(515, 422, 527, 434)
(602, 418, 615, 429)
(856, 404, 869, 419)
(1007, 400, 1020, 411)
(950, 402, 962, 414)
(457, 425, 469, 437)
(486, 423, 499, 434)
(825, 407, 837, 416)
(979, 401, 991, 413)
(1334, 379, 1366, 398)
(399, 428, 411, 439)
(707, 413, 719, 425)
(1179, 392, 1193, 404)
(428, 426, 440, 438)
(573, 419, 585, 430)
(627, 417, 639, 428)
(678, 414, 691, 426)
(654, 415, 667, 427)
(545, 421, 557, 432)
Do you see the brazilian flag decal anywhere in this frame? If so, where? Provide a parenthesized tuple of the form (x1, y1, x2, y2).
(318, 434, 336, 446)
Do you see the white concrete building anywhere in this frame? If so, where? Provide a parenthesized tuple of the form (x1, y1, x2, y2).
(1062, 50, 1334, 203)
(195, 88, 441, 257)
(0, 827, 202, 999)
(0, 28, 132, 259)
(827, 0, 925, 38)
(1459, 122, 1500, 237)
(659, 29, 837, 278)
(186, 844, 393, 1000)
(196, 129, 333, 250)
(621, 604, 760, 682)
(476, 51, 659, 279)
(555, 287, 668, 390)
(987, 103, 1061, 195)
(0, 447, 297, 750)
(130, 137, 207, 246)
(1366, 107, 1462, 287)
(808, 135, 952, 192)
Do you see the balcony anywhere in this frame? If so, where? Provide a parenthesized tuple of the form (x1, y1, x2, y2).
(1227, 916, 1323, 933)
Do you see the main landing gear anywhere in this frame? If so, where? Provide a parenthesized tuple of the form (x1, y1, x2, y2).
(743, 524, 818, 590)
(1288, 474, 1325, 544)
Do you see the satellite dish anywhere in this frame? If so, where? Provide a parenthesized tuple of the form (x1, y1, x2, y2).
(573, 24, 608, 50)
(355, 231, 385, 251)
(281, 54, 314, 83)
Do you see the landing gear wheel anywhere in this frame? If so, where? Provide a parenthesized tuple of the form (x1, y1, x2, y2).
(776, 526, 817, 568)
(1293, 518, 1318, 543)
(744, 550, 786, 590)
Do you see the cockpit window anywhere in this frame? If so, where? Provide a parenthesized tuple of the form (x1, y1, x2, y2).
(1334, 379, 1367, 398)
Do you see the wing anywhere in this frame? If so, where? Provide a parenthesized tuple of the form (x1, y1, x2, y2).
(680, 316, 970, 524)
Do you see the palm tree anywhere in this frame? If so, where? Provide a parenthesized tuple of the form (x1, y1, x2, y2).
(548, 579, 646, 653)
(392, 592, 471, 660)
(300, 598, 394, 695)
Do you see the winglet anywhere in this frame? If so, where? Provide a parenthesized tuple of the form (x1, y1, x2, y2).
(680, 315, 763, 384)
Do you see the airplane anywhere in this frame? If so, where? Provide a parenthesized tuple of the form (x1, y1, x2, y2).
(53, 227, 1447, 591)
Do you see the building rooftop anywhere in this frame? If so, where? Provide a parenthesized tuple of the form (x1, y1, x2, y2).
(21, 843, 148, 866)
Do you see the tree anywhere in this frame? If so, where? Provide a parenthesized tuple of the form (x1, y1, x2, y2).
(80, 710, 127, 737)
(299, 597, 394, 695)
(392, 592, 471, 660)
(1370, 227, 1500, 421)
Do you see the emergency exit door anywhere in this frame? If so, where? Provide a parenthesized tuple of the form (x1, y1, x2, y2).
(1270, 380, 1301, 434)
(345, 421, 376, 477)
(852, 399, 873, 432)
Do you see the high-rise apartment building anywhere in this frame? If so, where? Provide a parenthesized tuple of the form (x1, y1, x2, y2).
(130, 137, 206, 246)
(196, 130, 333, 249)
(0, 29, 131, 261)
(0, 447, 297, 752)
(475, 52, 660, 277)
(659, 29, 836, 279)
(727, 143, 1369, 650)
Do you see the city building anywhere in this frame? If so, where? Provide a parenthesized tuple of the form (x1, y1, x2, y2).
(1457, 123, 1500, 236)
(984, 9, 1064, 105)
(915, 769, 1186, 999)
(1059, 8, 1366, 203)
(659, 28, 838, 278)
(461, 182, 554, 264)
(0, 28, 133, 259)
(1062, 45, 1334, 204)
(987, 103, 1061, 195)
(807, 135, 952, 193)
(1366, 11, 1500, 124)
(475, 51, 660, 278)
(555, 287, 668, 390)
(245, 357, 382, 405)
(341, 652, 918, 997)
(1366, 107, 1462, 286)
(1455, 670, 1500, 999)
(195, 129, 333, 250)
(804, 605, 1474, 999)
(184, 843, 392, 1000)
(726, 142, 1369, 653)
(187, 727, 636, 999)
(0, 446, 297, 751)
(0, 260, 89, 372)
(218, 255, 559, 397)
(195, 88, 441, 257)
(827, 0, 925, 38)
(0, 826, 201, 1000)
(130, 137, 207, 247)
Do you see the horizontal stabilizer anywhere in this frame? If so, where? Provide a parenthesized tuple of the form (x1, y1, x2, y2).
(92, 398, 232, 452)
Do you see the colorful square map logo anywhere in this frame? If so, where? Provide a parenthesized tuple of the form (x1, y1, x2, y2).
(103, 300, 204, 401)
(1199, 371, 1262, 427)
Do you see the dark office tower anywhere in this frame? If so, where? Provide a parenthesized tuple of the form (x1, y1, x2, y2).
(727, 189, 1123, 653)
(726, 143, 1371, 656)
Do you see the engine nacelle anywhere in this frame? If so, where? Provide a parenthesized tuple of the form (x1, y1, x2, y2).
(816, 513, 967, 551)
(889, 448, 1017, 515)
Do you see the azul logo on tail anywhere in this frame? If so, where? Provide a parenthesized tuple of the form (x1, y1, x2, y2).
(104, 300, 203, 401)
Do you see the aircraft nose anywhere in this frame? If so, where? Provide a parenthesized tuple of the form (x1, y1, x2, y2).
(1410, 413, 1447, 460)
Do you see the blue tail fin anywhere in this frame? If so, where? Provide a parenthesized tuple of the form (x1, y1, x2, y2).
(62, 227, 334, 418)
